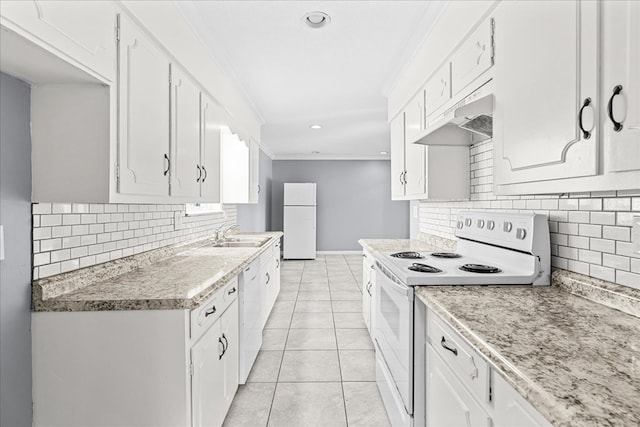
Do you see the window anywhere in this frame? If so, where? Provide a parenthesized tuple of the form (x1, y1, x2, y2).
(185, 203, 224, 216)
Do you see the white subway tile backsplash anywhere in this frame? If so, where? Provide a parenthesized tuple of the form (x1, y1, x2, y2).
(615, 271, 640, 289)
(590, 265, 615, 282)
(33, 203, 237, 279)
(419, 139, 638, 289)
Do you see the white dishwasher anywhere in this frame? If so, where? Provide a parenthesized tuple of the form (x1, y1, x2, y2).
(238, 258, 261, 384)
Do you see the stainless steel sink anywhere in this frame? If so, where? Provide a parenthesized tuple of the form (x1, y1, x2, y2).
(212, 237, 269, 248)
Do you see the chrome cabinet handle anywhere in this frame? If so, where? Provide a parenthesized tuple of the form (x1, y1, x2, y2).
(202, 165, 207, 182)
(204, 305, 217, 317)
(607, 85, 624, 132)
(578, 97, 592, 139)
(222, 334, 229, 353)
(227, 287, 237, 295)
(276, 259, 280, 268)
(399, 172, 404, 185)
(403, 170, 408, 184)
(441, 336, 458, 356)
(196, 165, 202, 182)
(266, 272, 270, 284)
(257, 184, 261, 194)
(366, 281, 372, 296)
(163, 154, 170, 176)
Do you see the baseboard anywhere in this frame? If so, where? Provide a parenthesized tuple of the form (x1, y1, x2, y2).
(316, 251, 363, 255)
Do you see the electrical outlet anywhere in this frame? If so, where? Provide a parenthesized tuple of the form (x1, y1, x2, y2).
(632, 215, 640, 255)
(174, 211, 184, 231)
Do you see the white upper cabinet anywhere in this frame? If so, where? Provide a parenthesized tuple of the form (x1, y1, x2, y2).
(404, 92, 427, 197)
(424, 62, 451, 120)
(200, 94, 223, 202)
(601, 0, 640, 174)
(493, 0, 599, 185)
(451, 18, 494, 98)
(0, 0, 116, 81)
(248, 140, 260, 204)
(117, 14, 170, 197)
(221, 130, 250, 204)
(170, 65, 201, 199)
(390, 113, 406, 199)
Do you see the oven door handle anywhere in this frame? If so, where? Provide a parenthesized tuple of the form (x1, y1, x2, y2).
(377, 263, 411, 299)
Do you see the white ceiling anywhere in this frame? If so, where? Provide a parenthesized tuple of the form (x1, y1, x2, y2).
(177, 1, 444, 159)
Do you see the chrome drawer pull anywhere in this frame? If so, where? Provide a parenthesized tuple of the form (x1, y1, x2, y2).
(204, 306, 217, 317)
(227, 287, 237, 295)
(441, 336, 458, 356)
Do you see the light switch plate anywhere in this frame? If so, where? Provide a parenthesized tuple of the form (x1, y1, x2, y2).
(412, 206, 419, 219)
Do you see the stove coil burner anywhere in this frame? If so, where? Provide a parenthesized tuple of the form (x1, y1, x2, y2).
(431, 252, 462, 259)
(391, 251, 424, 259)
(459, 264, 502, 274)
(408, 263, 443, 273)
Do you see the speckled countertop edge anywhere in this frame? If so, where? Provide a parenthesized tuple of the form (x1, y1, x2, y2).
(32, 232, 283, 312)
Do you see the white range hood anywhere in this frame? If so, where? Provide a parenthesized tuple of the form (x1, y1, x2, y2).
(414, 80, 494, 146)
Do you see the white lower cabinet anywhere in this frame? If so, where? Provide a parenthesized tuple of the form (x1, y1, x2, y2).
(425, 306, 551, 427)
(260, 239, 281, 329)
(31, 278, 240, 427)
(426, 347, 491, 427)
(362, 250, 376, 337)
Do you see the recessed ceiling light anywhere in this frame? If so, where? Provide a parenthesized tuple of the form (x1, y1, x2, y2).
(303, 11, 331, 28)
(310, 124, 322, 130)
(380, 151, 389, 155)
(312, 151, 321, 154)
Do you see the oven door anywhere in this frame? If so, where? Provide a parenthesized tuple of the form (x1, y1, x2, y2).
(375, 262, 414, 414)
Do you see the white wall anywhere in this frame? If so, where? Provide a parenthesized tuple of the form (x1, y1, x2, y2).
(419, 140, 640, 289)
(0, 73, 32, 426)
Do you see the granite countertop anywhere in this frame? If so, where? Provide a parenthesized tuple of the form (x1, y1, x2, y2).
(32, 232, 283, 312)
(358, 236, 452, 255)
(415, 274, 640, 427)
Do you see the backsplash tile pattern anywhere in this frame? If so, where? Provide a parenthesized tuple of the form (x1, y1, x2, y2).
(32, 203, 237, 279)
(419, 140, 640, 290)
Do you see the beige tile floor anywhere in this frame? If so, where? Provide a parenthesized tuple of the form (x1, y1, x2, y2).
(223, 255, 391, 427)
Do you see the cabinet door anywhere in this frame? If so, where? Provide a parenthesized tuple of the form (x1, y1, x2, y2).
(602, 0, 640, 174)
(248, 140, 260, 204)
(362, 253, 373, 334)
(425, 62, 451, 119)
(493, 1, 598, 185)
(426, 347, 491, 427)
(117, 15, 170, 196)
(170, 65, 201, 199)
(405, 90, 425, 143)
(451, 18, 493, 97)
(220, 301, 239, 413)
(492, 372, 551, 427)
(200, 94, 223, 202)
(0, 1, 116, 81)
(221, 131, 250, 204)
(191, 322, 224, 427)
(390, 113, 406, 199)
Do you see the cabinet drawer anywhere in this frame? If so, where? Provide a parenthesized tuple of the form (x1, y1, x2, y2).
(425, 62, 451, 118)
(191, 276, 238, 340)
(451, 18, 493, 97)
(428, 313, 489, 403)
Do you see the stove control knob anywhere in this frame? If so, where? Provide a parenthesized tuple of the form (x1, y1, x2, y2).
(477, 219, 485, 229)
(487, 220, 495, 230)
(503, 221, 513, 233)
(457, 221, 464, 229)
(516, 228, 527, 240)
(465, 218, 472, 227)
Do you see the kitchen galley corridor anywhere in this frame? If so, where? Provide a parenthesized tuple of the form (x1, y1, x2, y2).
(223, 255, 391, 427)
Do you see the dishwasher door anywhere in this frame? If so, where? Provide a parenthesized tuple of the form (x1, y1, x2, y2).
(238, 258, 261, 384)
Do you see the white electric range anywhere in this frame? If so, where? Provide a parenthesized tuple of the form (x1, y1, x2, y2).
(374, 211, 550, 427)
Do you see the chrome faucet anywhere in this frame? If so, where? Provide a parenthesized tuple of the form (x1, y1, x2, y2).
(216, 223, 240, 241)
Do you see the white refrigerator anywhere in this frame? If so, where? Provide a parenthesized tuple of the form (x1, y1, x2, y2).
(283, 183, 316, 259)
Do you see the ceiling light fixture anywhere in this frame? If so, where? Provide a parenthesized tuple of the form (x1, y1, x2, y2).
(312, 151, 321, 154)
(303, 11, 331, 29)
(380, 151, 389, 155)
(310, 124, 322, 130)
